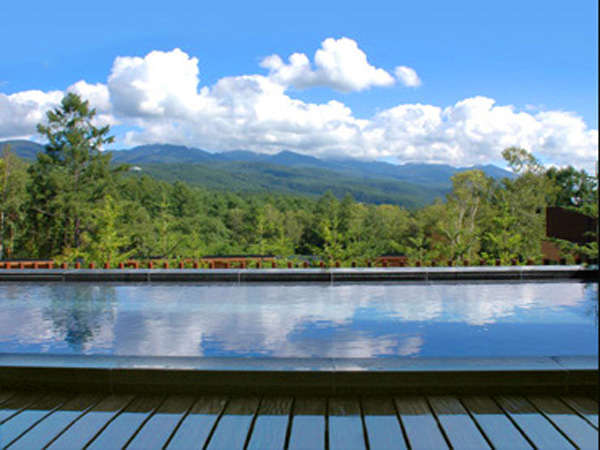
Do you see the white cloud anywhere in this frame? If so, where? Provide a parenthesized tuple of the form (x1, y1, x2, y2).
(0, 45, 597, 172)
(67, 81, 111, 112)
(0, 84, 115, 141)
(365, 96, 598, 169)
(0, 90, 63, 139)
(67, 81, 117, 127)
(261, 37, 395, 92)
(107, 48, 215, 118)
(395, 66, 422, 87)
(534, 111, 599, 170)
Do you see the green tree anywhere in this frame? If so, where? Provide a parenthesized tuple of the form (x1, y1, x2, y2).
(311, 192, 344, 261)
(84, 195, 133, 263)
(480, 192, 523, 263)
(0, 145, 28, 259)
(502, 147, 545, 175)
(355, 204, 411, 257)
(297, 191, 337, 255)
(341, 202, 371, 259)
(412, 200, 446, 262)
(439, 170, 493, 260)
(154, 193, 179, 257)
(26, 93, 124, 257)
(499, 147, 556, 260)
(319, 213, 344, 261)
(546, 166, 597, 213)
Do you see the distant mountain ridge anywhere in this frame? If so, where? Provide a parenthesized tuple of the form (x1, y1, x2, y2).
(0, 139, 45, 160)
(1, 139, 513, 180)
(0, 139, 514, 208)
(109, 144, 514, 182)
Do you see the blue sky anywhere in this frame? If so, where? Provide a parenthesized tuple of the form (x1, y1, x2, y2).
(0, 0, 597, 170)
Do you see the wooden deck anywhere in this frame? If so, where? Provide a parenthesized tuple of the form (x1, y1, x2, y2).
(0, 390, 597, 448)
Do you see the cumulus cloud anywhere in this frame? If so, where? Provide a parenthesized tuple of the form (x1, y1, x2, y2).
(0, 90, 63, 139)
(67, 81, 117, 127)
(366, 96, 598, 169)
(0, 82, 115, 141)
(107, 48, 219, 118)
(395, 66, 422, 87)
(0, 45, 597, 172)
(261, 37, 395, 92)
(67, 81, 111, 112)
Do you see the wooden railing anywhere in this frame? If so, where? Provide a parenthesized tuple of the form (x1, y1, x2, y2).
(0, 256, 593, 269)
(0, 260, 55, 269)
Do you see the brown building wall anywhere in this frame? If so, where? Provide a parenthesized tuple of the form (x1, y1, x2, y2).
(546, 207, 597, 244)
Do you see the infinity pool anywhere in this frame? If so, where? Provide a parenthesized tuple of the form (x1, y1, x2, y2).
(0, 281, 596, 358)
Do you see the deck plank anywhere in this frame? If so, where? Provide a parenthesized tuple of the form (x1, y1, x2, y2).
(461, 396, 532, 449)
(0, 393, 67, 447)
(86, 395, 164, 449)
(287, 397, 326, 450)
(126, 395, 195, 449)
(166, 396, 227, 449)
(205, 397, 259, 450)
(529, 396, 598, 449)
(9, 393, 102, 450)
(0, 390, 595, 449)
(46, 395, 134, 450)
(394, 396, 449, 449)
(328, 398, 366, 450)
(428, 396, 490, 449)
(0, 392, 43, 424)
(496, 395, 574, 449)
(561, 397, 599, 428)
(246, 397, 292, 450)
(361, 397, 407, 450)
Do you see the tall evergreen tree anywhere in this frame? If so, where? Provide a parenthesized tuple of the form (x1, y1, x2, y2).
(25, 93, 123, 257)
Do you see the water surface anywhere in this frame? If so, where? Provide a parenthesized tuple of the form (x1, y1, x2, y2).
(0, 281, 596, 358)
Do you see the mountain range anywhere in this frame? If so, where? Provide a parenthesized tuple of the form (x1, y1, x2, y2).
(1, 140, 514, 208)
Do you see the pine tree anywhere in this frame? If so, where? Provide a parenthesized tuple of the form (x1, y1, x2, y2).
(25, 93, 123, 257)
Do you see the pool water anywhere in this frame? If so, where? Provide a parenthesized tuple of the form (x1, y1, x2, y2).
(0, 281, 597, 358)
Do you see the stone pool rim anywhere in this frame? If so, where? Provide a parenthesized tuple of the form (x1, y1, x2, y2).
(0, 265, 597, 282)
(0, 354, 596, 396)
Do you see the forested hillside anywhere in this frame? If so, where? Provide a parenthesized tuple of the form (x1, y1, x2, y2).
(133, 162, 445, 208)
(0, 94, 596, 264)
(1, 139, 513, 208)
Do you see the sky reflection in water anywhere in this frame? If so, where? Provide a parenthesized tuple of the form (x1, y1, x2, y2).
(0, 282, 597, 358)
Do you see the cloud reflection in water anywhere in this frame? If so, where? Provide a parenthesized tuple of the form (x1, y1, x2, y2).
(0, 281, 596, 358)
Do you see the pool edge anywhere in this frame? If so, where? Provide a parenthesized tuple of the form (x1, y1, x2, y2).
(1, 355, 596, 396)
(0, 265, 597, 282)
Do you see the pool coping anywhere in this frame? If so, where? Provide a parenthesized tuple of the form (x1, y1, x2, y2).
(0, 265, 598, 282)
(1, 354, 597, 395)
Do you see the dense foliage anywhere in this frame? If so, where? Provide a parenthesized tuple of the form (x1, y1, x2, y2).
(0, 94, 597, 264)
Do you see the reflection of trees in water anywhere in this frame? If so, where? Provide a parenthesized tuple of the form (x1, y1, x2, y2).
(583, 283, 598, 327)
(43, 285, 117, 352)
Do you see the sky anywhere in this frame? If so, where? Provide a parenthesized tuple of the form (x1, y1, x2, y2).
(0, 0, 597, 171)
